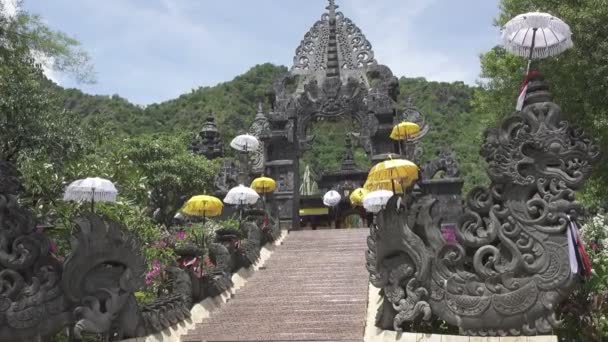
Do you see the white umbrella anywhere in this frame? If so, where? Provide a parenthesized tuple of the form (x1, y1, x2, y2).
(501, 12, 573, 111)
(323, 190, 341, 207)
(224, 185, 260, 206)
(230, 134, 260, 152)
(502, 12, 573, 61)
(363, 190, 393, 214)
(63, 177, 117, 211)
(224, 184, 259, 221)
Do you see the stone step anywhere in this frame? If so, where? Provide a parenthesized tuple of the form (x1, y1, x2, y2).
(188, 317, 364, 339)
(207, 311, 362, 322)
(183, 229, 369, 341)
(233, 289, 367, 296)
(221, 300, 367, 312)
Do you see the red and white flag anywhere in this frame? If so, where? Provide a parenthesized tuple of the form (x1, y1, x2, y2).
(516, 83, 528, 111)
(516, 70, 540, 111)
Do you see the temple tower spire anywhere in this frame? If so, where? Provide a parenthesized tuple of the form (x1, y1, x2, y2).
(325, 0, 340, 79)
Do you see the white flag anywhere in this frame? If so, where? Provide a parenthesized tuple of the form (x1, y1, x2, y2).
(516, 83, 528, 111)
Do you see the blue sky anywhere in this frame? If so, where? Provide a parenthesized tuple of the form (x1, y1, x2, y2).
(22, 0, 501, 105)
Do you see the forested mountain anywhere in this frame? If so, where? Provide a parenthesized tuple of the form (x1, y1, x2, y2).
(51, 63, 490, 191)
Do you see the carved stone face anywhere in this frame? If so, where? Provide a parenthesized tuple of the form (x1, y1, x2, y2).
(482, 102, 599, 188)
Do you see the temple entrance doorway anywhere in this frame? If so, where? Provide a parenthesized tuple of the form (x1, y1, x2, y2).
(299, 119, 370, 179)
(298, 119, 371, 230)
(342, 212, 365, 228)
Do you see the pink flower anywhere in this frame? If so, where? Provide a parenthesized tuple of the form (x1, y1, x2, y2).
(49, 240, 58, 254)
(175, 231, 187, 240)
(153, 240, 168, 249)
(145, 260, 163, 285)
(151, 260, 162, 270)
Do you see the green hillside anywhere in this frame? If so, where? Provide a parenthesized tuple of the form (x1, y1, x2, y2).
(52, 63, 490, 192)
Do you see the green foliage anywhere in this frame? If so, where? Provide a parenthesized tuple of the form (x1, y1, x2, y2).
(476, 0, 608, 209)
(0, 25, 86, 165)
(1, 6, 95, 83)
(49, 63, 287, 139)
(300, 119, 371, 176)
(123, 134, 219, 227)
(398, 78, 491, 193)
(50, 63, 491, 196)
(52, 87, 146, 135)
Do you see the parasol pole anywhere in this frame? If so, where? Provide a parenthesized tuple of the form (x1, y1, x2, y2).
(91, 187, 95, 213)
(526, 28, 538, 75)
(398, 126, 403, 156)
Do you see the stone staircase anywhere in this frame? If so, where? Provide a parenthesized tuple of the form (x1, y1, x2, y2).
(182, 229, 370, 342)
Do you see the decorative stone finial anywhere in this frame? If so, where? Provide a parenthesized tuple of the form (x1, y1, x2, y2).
(189, 115, 224, 160)
(325, 0, 340, 79)
(326, 0, 339, 15)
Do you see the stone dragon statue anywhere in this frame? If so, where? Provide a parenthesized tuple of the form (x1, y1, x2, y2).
(0, 160, 279, 341)
(0, 164, 194, 342)
(367, 74, 600, 336)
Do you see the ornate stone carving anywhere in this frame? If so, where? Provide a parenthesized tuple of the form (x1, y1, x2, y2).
(291, 0, 376, 86)
(189, 116, 224, 160)
(421, 148, 460, 180)
(249, 103, 271, 174)
(264, 0, 402, 225)
(367, 74, 600, 336)
(0, 162, 70, 342)
(0, 160, 282, 340)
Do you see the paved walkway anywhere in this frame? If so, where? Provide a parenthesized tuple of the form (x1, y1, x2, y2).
(182, 229, 370, 342)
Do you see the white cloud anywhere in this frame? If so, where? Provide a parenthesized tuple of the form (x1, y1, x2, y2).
(1, 0, 65, 84)
(0, 0, 18, 18)
(344, 0, 480, 84)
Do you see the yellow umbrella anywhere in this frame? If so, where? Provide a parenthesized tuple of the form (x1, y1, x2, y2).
(364, 179, 404, 194)
(349, 188, 368, 207)
(251, 177, 276, 194)
(367, 159, 419, 191)
(182, 195, 223, 218)
(390, 122, 420, 141)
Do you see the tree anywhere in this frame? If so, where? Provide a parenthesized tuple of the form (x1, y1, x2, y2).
(0, 8, 86, 165)
(1, 1, 95, 83)
(121, 134, 219, 227)
(474, 0, 608, 208)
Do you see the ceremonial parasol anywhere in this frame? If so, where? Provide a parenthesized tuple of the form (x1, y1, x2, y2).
(364, 179, 404, 194)
(367, 159, 419, 192)
(390, 122, 420, 141)
(363, 190, 394, 214)
(251, 176, 276, 194)
(224, 185, 260, 220)
(251, 176, 276, 208)
(390, 121, 421, 156)
(224, 185, 260, 206)
(230, 134, 260, 152)
(323, 190, 341, 207)
(349, 188, 368, 207)
(63, 177, 118, 212)
(181, 195, 223, 223)
(501, 12, 573, 110)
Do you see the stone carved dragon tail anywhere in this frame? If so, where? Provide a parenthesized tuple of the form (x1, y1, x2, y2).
(0, 162, 72, 342)
(367, 74, 600, 336)
(63, 213, 194, 340)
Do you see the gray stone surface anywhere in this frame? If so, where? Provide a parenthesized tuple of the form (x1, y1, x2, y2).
(182, 229, 369, 341)
(366, 73, 600, 336)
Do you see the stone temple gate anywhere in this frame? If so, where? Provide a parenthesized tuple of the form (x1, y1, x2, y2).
(248, 0, 411, 228)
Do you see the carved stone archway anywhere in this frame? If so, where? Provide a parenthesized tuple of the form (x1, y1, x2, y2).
(250, 0, 402, 227)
